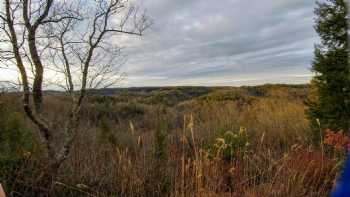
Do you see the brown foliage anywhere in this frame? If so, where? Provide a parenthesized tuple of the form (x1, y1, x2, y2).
(0, 86, 343, 196)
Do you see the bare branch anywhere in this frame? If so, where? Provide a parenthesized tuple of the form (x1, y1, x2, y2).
(1, 0, 151, 172)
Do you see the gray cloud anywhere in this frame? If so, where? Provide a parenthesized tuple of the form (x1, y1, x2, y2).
(116, 0, 319, 87)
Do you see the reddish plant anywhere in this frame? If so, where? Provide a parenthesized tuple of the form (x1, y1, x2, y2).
(324, 129, 350, 151)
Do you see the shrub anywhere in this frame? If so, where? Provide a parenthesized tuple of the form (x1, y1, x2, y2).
(82, 102, 145, 124)
(115, 102, 145, 119)
(145, 108, 170, 197)
(97, 116, 117, 147)
(97, 117, 138, 152)
(198, 89, 254, 103)
(207, 127, 249, 161)
(323, 129, 350, 151)
(153, 121, 168, 161)
(0, 103, 38, 194)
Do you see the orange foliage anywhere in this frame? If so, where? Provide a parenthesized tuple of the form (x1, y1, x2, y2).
(324, 129, 350, 150)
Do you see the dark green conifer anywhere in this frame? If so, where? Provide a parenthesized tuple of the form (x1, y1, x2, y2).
(308, 0, 350, 140)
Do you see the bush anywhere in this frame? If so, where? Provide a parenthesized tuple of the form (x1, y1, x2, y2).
(145, 113, 170, 197)
(207, 127, 250, 161)
(97, 117, 138, 152)
(197, 89, 256, 112)
(0, 103, 38, 194)
(153, 120, 168, 161)
(82, 102, 145, 124)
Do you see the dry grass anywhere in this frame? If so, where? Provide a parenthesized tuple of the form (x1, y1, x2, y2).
(0, 86, 344, 196)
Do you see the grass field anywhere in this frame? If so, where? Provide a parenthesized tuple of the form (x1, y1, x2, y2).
(0, 84, 346, 196)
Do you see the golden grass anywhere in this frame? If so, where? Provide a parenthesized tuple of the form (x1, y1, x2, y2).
(0, 86, 344, 196)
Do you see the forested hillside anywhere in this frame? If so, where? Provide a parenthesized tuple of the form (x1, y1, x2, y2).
(0, 85, 344, 196)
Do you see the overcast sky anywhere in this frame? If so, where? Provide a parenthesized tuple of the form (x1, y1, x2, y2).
(1, 0, 319, 87)
(115, 0, 319, 87)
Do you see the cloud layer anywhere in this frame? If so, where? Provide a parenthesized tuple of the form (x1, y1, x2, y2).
(116, 0, 318, 87)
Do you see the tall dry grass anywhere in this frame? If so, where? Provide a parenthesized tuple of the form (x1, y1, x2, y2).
(0, 87, 344, 196)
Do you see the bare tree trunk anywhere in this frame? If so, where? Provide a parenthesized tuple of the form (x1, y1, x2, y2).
(1, 0, 150, 194)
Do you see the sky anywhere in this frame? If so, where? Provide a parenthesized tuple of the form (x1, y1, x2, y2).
(117, 0, 319, 87)
(1, 0, 319, 88)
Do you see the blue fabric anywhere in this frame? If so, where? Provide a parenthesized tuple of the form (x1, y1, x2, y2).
(332, 154, 350, 197)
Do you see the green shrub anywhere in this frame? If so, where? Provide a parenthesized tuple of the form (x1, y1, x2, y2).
(207, 127, 250, 161)
(97, 116, 117, 147)
(0, 103, 38, 194)
(153, 120, 168, 161)
(145, 113, 170, 197)
(115, 102, 145, 119)
(0, 105, 36, 161)
(97, 117, 137, 152)
(198, 89, 256, 106)
(82, 101, 145, 124)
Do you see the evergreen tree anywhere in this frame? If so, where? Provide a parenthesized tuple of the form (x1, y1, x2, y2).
(308, 0, 350, 138)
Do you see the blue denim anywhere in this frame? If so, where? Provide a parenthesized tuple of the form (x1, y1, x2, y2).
(332, 154, 350, 197)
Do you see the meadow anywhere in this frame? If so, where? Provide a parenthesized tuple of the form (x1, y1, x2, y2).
(0, 84, 346, 196)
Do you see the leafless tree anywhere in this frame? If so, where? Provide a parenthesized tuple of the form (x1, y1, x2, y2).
(0, 0, 150, 178)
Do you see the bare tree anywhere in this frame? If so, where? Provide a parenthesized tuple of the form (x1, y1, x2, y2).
(0, 0, 150, 178)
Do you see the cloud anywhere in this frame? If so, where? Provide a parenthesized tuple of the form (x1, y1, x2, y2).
(0, 0, 318, 88)
(113, 0, 319, 87)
